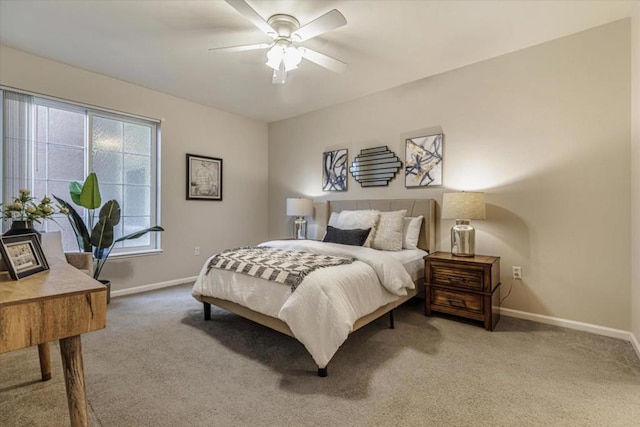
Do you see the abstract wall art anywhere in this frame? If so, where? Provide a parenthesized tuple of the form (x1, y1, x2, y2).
(322, 149, 348, 191)
(405, 133, 444, 187)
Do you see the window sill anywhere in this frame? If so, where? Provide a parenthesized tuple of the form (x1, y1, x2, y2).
(108, 249, 163, 259)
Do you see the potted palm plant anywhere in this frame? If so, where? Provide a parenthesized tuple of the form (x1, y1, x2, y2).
(54, 173, 164, 302)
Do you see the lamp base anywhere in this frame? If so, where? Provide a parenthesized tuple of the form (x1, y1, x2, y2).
(451, 220, 475, 257)
(293, 217, 307, 240)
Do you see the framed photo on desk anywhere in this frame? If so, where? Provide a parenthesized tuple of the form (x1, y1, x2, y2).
(0, 233, 49, 280)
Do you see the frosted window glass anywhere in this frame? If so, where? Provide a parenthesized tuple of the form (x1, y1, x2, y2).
(124, 154, 150, 185)
(124, 123, 151, 155)
(49, 145, 84, 181)
(123, 216, 151, 248)
(124, 186, 150, 216)
(49, 180, 83, 211)
(99, 184, 123, 209)
(93, 116, 123, 152)
(93, 150, 123, 184)
(49, 108, 84, 147)
(34, 179, 47, 201)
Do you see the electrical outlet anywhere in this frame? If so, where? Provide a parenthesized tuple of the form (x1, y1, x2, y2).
(194, 247, 200, 256)
(512, 266, 522, 279)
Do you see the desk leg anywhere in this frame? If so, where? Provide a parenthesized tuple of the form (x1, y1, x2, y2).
(37, 342, 52, 381)
(59, 335, 88, 427)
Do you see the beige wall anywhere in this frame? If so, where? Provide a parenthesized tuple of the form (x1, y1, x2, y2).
(269, 21, 632, 330)
(632, 4, 640, 343)
(0, 45, 269, 292)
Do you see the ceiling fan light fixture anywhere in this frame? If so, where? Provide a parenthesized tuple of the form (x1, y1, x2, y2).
(220, 0, 348, 84)
(266, 44, 285, 70)
(272, 63, 287, 84)
(283, 46, 302, 71)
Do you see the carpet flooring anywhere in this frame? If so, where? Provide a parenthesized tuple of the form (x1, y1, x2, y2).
(2, 283, 640, 426)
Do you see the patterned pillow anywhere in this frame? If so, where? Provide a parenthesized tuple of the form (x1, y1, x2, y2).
(323, 226, 371, 246)
(371, 210, 407, 251)
(328, 209, 380, 247)
(402, 216, 424, 249)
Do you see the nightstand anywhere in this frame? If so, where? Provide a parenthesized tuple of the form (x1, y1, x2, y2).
(424, 252, 501, 331)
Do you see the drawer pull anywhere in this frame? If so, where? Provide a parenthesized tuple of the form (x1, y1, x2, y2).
(446, 297, 467, 307)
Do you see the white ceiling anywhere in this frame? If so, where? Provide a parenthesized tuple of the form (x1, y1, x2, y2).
(0, 1, 635, 123)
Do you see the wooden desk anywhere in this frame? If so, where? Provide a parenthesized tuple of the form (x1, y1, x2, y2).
(0, 260, 107, 427)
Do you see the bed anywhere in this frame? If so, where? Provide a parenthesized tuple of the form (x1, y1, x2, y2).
(192, 199, 436, 376)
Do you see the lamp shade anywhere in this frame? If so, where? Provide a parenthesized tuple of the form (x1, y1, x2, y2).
(266, 44, 285, 70)
(441, 192, 486, 220)
(286, 198, 313, 217)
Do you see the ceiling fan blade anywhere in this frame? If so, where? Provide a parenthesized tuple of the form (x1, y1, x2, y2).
(209, 43, 272, 52)
(301, 48, 348, 74)
(225, 0, 277, 37)
(292, 9, 347, 42)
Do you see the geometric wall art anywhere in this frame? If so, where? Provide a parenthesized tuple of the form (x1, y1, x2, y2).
(349, 146, 402, 187)
(405, 133, 444, 187)
(322, 149, 348, 191)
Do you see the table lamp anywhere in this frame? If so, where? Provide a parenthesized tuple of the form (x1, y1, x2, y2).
(441, 192, 486, 257)
(286, 198, 313, 239)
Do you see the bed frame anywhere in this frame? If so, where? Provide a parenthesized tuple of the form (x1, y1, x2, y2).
(200, 198, 436, 377)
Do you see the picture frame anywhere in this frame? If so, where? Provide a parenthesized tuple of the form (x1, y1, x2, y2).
(405, 133, 444, 187)
(0, 233, 49, 280)
(187, 153, 223, 201)
(322, 149, 348, 191)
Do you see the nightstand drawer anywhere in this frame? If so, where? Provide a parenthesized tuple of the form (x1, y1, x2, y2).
(431, 288, 483, 314)
(431, 263, 483, 290)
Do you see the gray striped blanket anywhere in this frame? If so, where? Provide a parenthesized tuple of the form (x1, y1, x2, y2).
(206, 247, 354, 291)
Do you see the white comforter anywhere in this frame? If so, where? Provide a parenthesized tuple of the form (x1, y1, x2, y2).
(192, 240, 415, 368)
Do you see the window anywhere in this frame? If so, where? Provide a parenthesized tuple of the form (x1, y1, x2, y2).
(1, 88, 161, 255)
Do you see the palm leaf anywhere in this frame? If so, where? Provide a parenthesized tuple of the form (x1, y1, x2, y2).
(69, 181, 83, 206)
(114, 226, 165, 244)
(53, 195, 91, 252)
(79, 172, 102, 209)
(90, 200, 120, 250)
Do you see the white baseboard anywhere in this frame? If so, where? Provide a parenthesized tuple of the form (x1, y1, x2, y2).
(631, 332, 640, 361)
(110, 276, 198, 298)
(501, 307, 636, 343)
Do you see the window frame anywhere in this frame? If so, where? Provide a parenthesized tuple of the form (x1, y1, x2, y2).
(1, 86, 162, 258)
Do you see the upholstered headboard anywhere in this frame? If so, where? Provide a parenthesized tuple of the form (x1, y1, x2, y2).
(324, 199, 436, 253)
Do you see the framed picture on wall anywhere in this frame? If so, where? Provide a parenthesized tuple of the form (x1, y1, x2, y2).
(322, 149, 348, 191)
(405, 133, 444, 187)
(187, 153, 223, 201)
(0, 233, 49, 280)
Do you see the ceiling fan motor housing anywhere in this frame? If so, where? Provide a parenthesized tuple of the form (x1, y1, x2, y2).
(267, 14, 301, 39)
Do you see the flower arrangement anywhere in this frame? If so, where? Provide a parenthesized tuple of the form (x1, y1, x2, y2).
(1, 189, 64, 222)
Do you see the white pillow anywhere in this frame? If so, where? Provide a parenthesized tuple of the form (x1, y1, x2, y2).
(402, 216, 424, 250)
(371, 210, 407, 251)
(328, 209, 380, 247)
(40, 231, 68, 263)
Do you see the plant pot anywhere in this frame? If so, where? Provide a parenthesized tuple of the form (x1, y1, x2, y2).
(99, 279, 111, 304)
(4, 220, 41, 240)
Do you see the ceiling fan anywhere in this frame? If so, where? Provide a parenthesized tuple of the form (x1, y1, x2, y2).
(210, 0, 348, 84)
